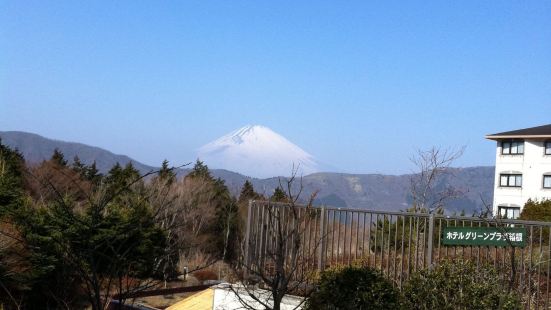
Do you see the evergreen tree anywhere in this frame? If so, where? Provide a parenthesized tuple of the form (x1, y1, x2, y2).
(72, 155, 86, 174)
(187, 160, 211, 180)
(271, 186, 288, 202)
(105, 162, 141, 197)
(51, 148, 68, 166)
(158, 159, 176, 184)
(0, 140, 25, 214)
(238, 180, 260, 205)
(85, 161, 102, 184)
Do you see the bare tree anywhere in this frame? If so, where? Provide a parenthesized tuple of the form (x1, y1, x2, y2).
(147, 175, 222, 284)
(409, 146, 465, 213)
(230, 170, 321, 310)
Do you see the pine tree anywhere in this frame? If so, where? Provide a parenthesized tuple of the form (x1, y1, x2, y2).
(238, 180, 259, 205)
(0, 139, 25, 211)
(72, 155, 85, 174)
(51, 148, 68, 166)
(85, 161, 102, 184)
(271, 186, 288, 202)
(187, 160, 212, 180)
(105, 162, 140, 192)
(158, 159, 176, 184)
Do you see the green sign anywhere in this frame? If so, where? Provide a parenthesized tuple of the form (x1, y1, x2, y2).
(442, 227, 527, 247)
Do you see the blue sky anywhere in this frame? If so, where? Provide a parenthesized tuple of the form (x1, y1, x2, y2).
(1, 1, 550, 174)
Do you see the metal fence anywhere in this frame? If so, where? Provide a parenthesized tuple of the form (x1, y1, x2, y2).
(244, 200, 551, 309)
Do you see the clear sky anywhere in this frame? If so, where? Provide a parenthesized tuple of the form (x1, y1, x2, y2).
(1, 1, 550, 174)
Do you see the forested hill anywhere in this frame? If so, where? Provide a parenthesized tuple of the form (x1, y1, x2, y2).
(208, 166, 495, 214)
(0, 131, 155, 173)
(1, 130, 494, 213)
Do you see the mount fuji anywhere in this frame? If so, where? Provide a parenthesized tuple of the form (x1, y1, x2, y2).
(197, 125, 327, 178)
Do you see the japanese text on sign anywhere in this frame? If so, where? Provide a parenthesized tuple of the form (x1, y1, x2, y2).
(442, 227, 526, 247)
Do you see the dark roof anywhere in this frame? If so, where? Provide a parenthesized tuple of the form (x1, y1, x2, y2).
(486, 124, 551, 139)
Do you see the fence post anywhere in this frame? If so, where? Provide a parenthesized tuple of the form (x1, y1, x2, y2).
(427, 212, 435, 269)
(244, 200, 253, 270)
(318, 206, 326, 271)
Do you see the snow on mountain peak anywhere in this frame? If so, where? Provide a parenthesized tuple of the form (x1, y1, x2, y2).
(197, 125, 323, 178)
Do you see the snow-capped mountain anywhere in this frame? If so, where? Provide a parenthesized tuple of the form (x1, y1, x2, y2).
(197, 125, 325, 178)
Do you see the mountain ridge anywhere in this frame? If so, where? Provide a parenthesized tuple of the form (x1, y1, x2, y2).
(0, 130, 156, 173)
(0, 130, 494, 213)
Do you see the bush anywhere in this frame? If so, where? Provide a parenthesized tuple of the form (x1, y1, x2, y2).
(402, 260, 521, 310)
(192, 269, 218, 282)
(305, 265, 400, 310)
(521, 199, 551, 222)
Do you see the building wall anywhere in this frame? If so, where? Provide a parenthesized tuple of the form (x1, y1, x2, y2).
(493, 140, 551, 215)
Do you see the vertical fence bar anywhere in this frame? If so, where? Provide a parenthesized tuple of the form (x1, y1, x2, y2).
(436, 218, 442, 264)
(367, 213, 373, 267)
(348, 211, 352, 264)
(407, 215, 413, 274)
(331, 210, 336, 266)
(337, 211, 342, 264)
(414, 216, 420, 271)
(244, 200, 253, 270)
(318, 207, 326, 271)
(528, 225, 534, 308)
(386, 215, 392, 276)
(536, 227, 542, 309)
(427, 213, 434, 268)
(546, 229, 551, 310)
(355, 212, 360, 261)
(400, 215, 406, 288)
(361, 213, 366, 259)
(374, 214, 379, 268)
(393, 214, 399, 282)
(380, 215, 385, 270)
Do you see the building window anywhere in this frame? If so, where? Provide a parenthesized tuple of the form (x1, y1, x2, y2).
(546, 141, 551, 155)
(544, 175, 551, 189)
(500, 174, 522, 187)
(501, 140, 524, 155)
(498, 206, 520, 219)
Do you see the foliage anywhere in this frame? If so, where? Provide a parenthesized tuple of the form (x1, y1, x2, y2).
(192, 269, 218, 282)
(158, 159, 176, 184)
(270, 186, 288, 202)
(236, 180, 262, 253)
(185, 160, 239, 261)
(105, 162, 141, 193)
(0, 139, 25, 212)
(51, 148, 68, 167)
(0, 140, 31, 308)
(402, 260, 521, 310)
(0, 145, 247, 309)
(306, 265, 401, 310)
(72, 156, 102, 184)
(238, 180, 260, 205)
(15, 168, 168, 309)
(520, 199, 551, 243)
(520, 199, 551, 222)
(187, 160, 211, 179)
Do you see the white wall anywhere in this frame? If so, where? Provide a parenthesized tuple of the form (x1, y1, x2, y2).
(493, 140, 551, 215)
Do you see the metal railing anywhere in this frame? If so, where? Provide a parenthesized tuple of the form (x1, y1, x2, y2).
(244, 201, 551, 309)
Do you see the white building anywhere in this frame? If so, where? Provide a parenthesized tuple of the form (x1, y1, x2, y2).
(486, 124, 551, 219)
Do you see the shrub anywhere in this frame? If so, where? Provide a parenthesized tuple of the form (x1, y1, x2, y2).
(305, 265, 400, 310)
(402, 260, 521, 310)
(192, 269, 218, 282)
(521, 199, 551, 222)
